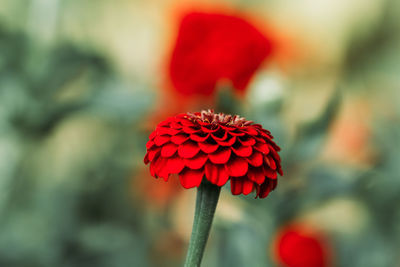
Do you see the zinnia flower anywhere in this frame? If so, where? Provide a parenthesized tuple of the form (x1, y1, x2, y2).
(273, 224, 332, 267)
(144, 109, 282, 198)
(169, 11, 272, 96)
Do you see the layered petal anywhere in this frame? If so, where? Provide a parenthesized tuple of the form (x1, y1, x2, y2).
(184, 153, 208, 169)
(165, 156, 185, 174)
(179, 168, 204, 188)
(246, 151, 263, 167)
(232, 145, 252, 157)
(161, 143, 178, 157)
(242, 179, 254, 195)
(226, 157, 248, 177)
(154, 135, 170, 146)
(205, 162, 229, 186)
(178, 141, 200, 158)
(198, 142, 219, 153)
(230, 177, 243, 195)
(209, 147, 231, 164)
(216, 135, 236, 146)
(248, 167, 265, 184)
(171, 134, 189, 144)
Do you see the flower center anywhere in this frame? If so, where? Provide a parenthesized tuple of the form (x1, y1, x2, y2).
(187, 109, 252, 127)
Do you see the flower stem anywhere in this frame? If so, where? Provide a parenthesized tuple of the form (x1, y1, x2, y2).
(184, 182, 221, 267)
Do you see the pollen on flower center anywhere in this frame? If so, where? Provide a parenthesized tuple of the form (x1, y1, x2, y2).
(187, 109, 253, 127)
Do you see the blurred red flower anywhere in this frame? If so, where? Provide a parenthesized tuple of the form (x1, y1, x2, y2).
(144, 110, 282, 198)
(273, 224, 332, 267)
(169, 11, 273, 96)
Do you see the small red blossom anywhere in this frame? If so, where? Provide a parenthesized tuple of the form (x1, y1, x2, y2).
(144, 110, 282, 198)
(273, 224, 332, 267)
(169, 11, 272, 96)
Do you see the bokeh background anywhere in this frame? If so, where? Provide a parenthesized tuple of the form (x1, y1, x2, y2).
(0, 0, 399, 266)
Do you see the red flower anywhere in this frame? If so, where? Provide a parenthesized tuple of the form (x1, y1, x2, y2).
(169, 11, 272, 96)
(144, 110, 282, 198)
(273, 224, 332, 267)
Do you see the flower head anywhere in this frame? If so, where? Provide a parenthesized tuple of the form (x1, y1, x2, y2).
(144, 110, 282, 198)
(273, 224, 332, 267)
(169, 11, 272, 96)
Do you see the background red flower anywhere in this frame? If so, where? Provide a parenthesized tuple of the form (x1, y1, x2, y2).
(169, 11, 273, 96)
(273, 224, 332, 267)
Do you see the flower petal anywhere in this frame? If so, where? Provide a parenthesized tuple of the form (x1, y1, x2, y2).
(182, 126, 200, 134)
(158, 117, 174, 127)
(161, 143, 178, 157)
(229, 131, 245, 137)
(204, 162, 229, 186)
(178, 141, 200, 158)
(230, 177, 243, 195)
(154, 157, 169, 181)
(269, 144, 281, 161)
(242, 179, 254, 195)
(170, 121, 183, 129)
(277, 166, 283, 176)
(184, 153, 208, 169)
(165, 156, 185, 174)
(144, 153, 149, 164)
(201, 125, 220, 133)
(232, 145, 252, 157)
(209, 147, 231, 164)
(263, 166, 277, 179)
(154, 135, 170, 146)
(216, 135, 236, 146)
(265, 155, 276, 170)
(171, 134, 189, 145)
(260, 130, 273, 139)
(254, 142, 270, 154)
(246, 151, 263, 167)
(258, 180, 276, 198)
(179, 168, 204, 188)
(221, 125, 237, 131)
(198, 142, 219, 154)
(149, 131, 157, 140)
(157, 127, 180, 135)
(267, 139, 281, 151)
(247, 167, 265, 184)
(226, 157, 248, 177)
(238, 137, 256, 146)
(241, 127, 259, 136)
(190, 133, 209, 142)
(177, 118, 195, 126)
(146, 140, 155, 149)
(150, 160, 157, 176)
(148, 147, 161, 161)
(211, 131, 228, 141)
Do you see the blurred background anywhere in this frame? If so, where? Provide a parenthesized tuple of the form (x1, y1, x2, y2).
(0, 0, 399, 266)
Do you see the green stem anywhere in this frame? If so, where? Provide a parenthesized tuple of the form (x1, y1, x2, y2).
(184, 182, 221, 267)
